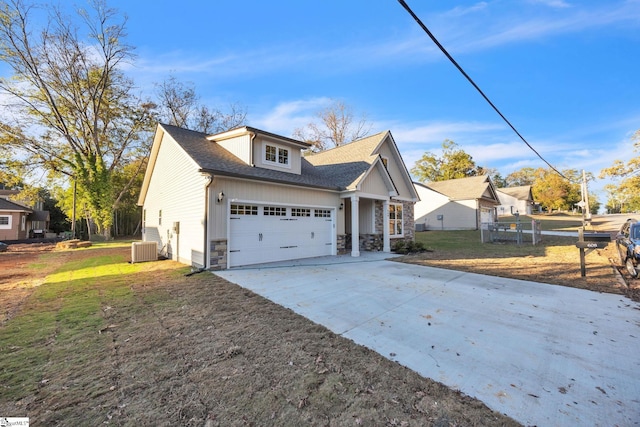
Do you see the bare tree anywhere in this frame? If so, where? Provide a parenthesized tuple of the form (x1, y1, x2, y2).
(155, 75, 197, 128)
(0, 0, 155, 239)
(155, 75, 247, 133)
(293, 99, 372, 151)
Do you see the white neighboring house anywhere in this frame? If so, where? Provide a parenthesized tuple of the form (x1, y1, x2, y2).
(137, 124, 419, 269)
(496, 186, 535, 216)
(413, 175, 500, 230)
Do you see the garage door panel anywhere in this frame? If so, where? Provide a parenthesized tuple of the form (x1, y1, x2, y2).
(229, 204, 333, 267)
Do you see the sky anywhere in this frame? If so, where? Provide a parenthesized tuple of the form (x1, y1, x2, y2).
(8, 0, 640, 201)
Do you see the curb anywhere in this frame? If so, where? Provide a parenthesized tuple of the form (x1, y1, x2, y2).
(608, 257, 629, 290)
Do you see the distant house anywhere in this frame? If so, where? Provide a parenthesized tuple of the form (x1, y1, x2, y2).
(414, 175, 500, 230)
(0, 198, 32, 240)
(138, 124, 419, 269)
(496, 186, 534, 216)
(0, 187, 52, 240)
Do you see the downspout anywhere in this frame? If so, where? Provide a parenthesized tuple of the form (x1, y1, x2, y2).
(249, 131, 256, 167)
(203, 174, 214, 269)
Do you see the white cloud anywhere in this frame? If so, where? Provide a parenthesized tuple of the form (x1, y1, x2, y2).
(389, 121, 506, 144)
(527, 0, 572, 9)
(253, 98, 332, 136)
(431, 1, 640, 53)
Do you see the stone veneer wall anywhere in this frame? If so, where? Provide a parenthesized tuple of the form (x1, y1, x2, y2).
(209, 239, 227, 270)
(337, 234, 348, 254)
(359, 234, 383, 251)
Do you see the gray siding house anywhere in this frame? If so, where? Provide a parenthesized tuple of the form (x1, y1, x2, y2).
(414, 175, 500, 230)
(138, 124, 418, 269)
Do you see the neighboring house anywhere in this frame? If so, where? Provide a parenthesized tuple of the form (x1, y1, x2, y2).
(0, 187, 52, 240)
(138, 124, 419, 269)
(496, 186, 534, 216)
(414, 175, 500, 230)
(0, 198, 32, 240)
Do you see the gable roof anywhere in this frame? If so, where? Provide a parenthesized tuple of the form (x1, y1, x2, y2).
(0, 198, 32, 213)
(305, 131, 385, 190)
(140, 124, 418, 205)
(497, 185, 533, 201)
(422, 175, 500, 203)
(305, 131, 418, 199)
(160, 124, 342, 191)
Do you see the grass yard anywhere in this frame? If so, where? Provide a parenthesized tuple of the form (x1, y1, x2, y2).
(403, 228, 630, 296)
(0, 243, 519, 426)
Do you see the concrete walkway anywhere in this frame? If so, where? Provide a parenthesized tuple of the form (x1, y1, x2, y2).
(215, 254, 640, 426)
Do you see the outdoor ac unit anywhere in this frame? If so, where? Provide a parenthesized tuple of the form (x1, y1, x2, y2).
(131, 241, 158, 263)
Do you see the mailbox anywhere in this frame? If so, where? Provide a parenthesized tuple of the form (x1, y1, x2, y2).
(576, 231, 611, 277)
(575, 232, 610, 249)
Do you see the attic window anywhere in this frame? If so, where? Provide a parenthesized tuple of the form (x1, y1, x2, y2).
(264, 144, 289, 167)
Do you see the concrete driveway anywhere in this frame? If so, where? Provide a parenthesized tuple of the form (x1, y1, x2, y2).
(216, 253, 640, 426)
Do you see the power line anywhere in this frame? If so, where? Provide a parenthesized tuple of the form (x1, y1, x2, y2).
(397, 0, 570, 181)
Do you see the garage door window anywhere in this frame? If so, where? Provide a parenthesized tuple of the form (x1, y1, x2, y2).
(231, 204, 258, 215)
(389, 203, 403, 237)
(264, 206, 286, 216)
(291, 208, 310, 217)
(314, 209, 331, 218)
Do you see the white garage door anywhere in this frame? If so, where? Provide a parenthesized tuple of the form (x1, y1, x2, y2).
(228, 203, 334, 267)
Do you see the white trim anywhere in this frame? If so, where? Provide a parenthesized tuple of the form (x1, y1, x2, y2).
(0, 215, 11, 229)
(389, 202, 404, 238)
(350, 195, 360, 257)
(383, 200, 390, 252)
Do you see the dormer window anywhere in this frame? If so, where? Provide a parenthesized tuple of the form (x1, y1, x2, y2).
(264, 143, 290, 168)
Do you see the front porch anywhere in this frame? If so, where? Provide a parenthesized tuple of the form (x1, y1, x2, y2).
(339, 196, 415, 256)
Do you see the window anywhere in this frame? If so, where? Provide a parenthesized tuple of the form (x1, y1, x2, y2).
(291, 208, 310, 217)
(0, 215, 9, 229)
(389, 203, 403, 237)
(264, 206, 287, 216)
(265, 145, 277, 162)
(264, 144, 289, 166)
(231, 204, 258, 215)
(314, 209, 331, 218)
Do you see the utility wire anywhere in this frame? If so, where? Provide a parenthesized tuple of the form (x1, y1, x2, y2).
(397, 0, 570, 181)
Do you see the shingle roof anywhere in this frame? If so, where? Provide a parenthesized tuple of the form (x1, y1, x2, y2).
(162, 124, 388, 192)
(0, 198, 32, 212)
(425, 175, 496, 201)
(498, 185, 533, 201)
(305, 131, 387, 190)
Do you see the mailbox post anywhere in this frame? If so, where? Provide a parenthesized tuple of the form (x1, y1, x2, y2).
(576, 229, 611, 277)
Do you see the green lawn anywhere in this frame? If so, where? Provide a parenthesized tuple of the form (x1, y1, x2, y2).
(414, 229, 576, 259)
(0, 247, 180, 401)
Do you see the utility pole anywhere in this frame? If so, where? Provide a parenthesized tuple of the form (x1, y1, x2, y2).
(72, 180, 76, 239)
(582, 170, 591, 226)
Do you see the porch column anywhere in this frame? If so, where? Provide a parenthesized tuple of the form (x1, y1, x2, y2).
(383, 200, 390, 252)
(350, 195, 360, 257)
